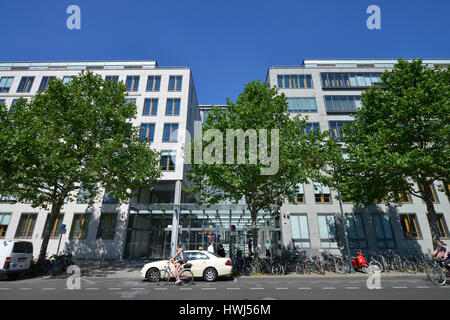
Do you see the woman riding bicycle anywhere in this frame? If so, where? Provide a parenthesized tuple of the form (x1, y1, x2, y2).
(169, 244, 188, 285)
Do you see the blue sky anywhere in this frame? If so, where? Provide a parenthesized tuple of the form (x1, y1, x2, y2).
(0, 0, 449, 104)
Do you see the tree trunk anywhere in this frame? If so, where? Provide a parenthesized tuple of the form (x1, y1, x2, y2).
(421, 182, 441, 246)
(251, 212, 259, 258)
(37, 197, 65, 266)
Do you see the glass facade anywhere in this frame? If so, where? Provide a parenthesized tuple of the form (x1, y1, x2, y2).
(287, 97, 317, 113)
(321, 73, 381, 88)
(324, 96, 362, 113)
(124, 204, 280, 260)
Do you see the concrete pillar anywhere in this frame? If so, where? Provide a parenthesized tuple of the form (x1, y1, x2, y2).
(170, 180, 182, 256)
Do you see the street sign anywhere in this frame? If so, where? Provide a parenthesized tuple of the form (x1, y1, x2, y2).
(60, 224, 67, 234)
(230, 225, 236, 232)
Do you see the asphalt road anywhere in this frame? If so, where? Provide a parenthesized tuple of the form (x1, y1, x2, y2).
(0, 274, 449, 300)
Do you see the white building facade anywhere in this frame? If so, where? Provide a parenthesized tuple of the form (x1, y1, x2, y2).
(0, 60, 201, 260)
(266, 59, 450, 255)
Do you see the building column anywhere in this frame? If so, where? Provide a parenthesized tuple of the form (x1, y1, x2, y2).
(170, 180, 182, 256)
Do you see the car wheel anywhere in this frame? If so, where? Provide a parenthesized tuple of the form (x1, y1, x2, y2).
(203, 267, 218, 282)
(146, 268, 160, 282)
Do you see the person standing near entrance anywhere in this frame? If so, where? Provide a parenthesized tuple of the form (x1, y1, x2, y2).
(248, 238, 252, 257)
(217, 244, 226, 257)
(208, 241, 214, 253)
(265, 240, 271, 258)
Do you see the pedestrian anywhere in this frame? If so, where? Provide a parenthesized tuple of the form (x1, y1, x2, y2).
(248, 238, 253, 257)
(265, 240, 271, 258)
(208, 241, 214, 253)
(217, 244, 226, 257)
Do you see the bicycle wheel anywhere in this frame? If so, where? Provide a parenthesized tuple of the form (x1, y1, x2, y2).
(157, 269, 171, 286)
(243, 263, 254, 276)
(428, 266, 446, 286)
(179, 269, 194, 286)
(403, 260, 417, 274)
(368, 261, 382, 273)
(336, 260, 349, 274)
(271, 263, 282, 275)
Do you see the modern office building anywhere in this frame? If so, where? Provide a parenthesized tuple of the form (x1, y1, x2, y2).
(0, 58, 448, 261)
(266, 59, 450, 255)
(0, 60, 279, 261)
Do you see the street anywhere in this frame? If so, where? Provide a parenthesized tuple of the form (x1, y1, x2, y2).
(0, 274, 448, 300)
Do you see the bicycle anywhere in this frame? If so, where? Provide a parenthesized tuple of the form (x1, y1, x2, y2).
(425, 258, 450, 286)
(157, 261, 194, 286)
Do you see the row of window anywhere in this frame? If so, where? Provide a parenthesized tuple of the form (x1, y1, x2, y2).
(276, 73, 382, 90)
(0, 212, 117, 240)
(140, 123, 179, 143)
(287, 96, 362, 113)
(321, 73, 382, 89)
(289, 183, 444, 205)
(290, 212, 449, 250)
(139, 98, 181, 116)
(0, 75, 183, 93)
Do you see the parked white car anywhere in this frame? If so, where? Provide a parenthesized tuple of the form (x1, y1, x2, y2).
(0, 240, 33, 279)
(140, 250, 232, 282)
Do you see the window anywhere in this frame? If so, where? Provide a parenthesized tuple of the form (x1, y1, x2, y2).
(287, 97, 317, 113)
(70, 214, 91, 239)
(397, 190, 412, 203)
(277, 74, 313, 89)
(419, 183, 439, 203)
(125, 98, 136, 105)
(146, 75, 161, 91)
(97, 213, 117, 239)
(288, 184, 305, 204)
(303, 123, 320, 135)
(9, 99, 18, 112)
(140, 123, 155, 142)
(103, 192, 118, 204)
(318, 214, 338, 248)
(0, 77, 14, 93)
(321, 73, 382, 88)
(12, 242, 32, 253)
(160, 150, 176, 171)
(0, 194, 16, 202)
(105, 76, 119, 84)
(372, 214, 395, 248)
(400, 214, 422, 239)
(324, 96, 361, 113)
(62, 76, 73, 84)
(290, 214, 310, 248)
(168, 76, 182, 91)
(77, 185, 95, 204)
(166, 98, 181, 116)
(163, 123, 178, 142)
(38, 76, 56, 92)
(346, 214, 367, 248)
(313, 182, 331, 203)
(15, 213, 37, 238)
(43, 214, 65, 238)
(125, 76, 140, 92)
(437, 214, 449, 239)
(17, 76, 35, 92)
(0, 213, 11, 238)
(329, 121, 353, 138)
(143, 98, 158, 116)
(0, 99, 5, 105)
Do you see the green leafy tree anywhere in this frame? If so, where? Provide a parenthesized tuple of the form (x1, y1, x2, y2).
(0, 72, 161, 266)
(187, 81, 339, 255)
(337, 59, 450, 245)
